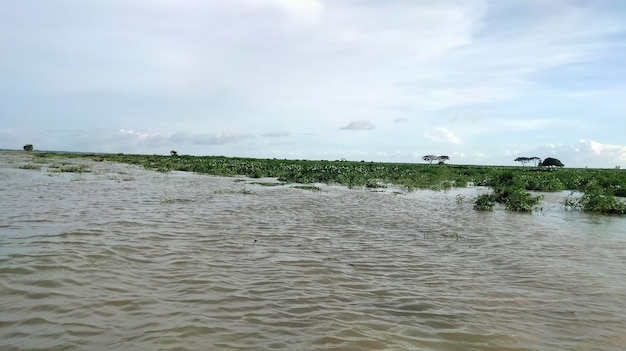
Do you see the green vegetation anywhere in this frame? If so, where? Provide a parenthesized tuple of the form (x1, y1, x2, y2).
(48, 163, 90, 173)
(29, 152, 626, 214)
(473, 194, 495, 211)
(514, 156, 541, 167)
(292, 185, 322, 192)
(541, 157, 564, 167)
(490, 185, 542, 212)
(215, 187, 254, 195)
(251, 182, 285, 187)
(472, 172, 542, 212)
(18, 163, 41, 170)
(563, 186, 626, 214)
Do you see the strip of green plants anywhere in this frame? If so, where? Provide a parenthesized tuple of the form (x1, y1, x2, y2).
(473, 185, 542, 212)
(48, 163, 91, 173)
(292, 185, 322, 192)
(18, 163, 41, 170)
(33, 152, 626, 214)
(563, 185, 626, 214)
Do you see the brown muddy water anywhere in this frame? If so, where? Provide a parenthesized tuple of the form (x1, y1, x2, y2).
(1, 151, 625, 351)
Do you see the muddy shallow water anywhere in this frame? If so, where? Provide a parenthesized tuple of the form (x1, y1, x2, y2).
(1, 151, 625, 350)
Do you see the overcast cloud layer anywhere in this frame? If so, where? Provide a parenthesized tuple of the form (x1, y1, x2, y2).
(1, 0, 625, 167)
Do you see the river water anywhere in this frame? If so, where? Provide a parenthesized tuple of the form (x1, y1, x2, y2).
(1, 151, 625, 351)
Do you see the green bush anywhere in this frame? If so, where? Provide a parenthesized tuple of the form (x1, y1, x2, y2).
(576, 186, 626, 214)
(474, 194, 494, 211)
(19, 163, 41, 170)
(490, 185, 542, 212)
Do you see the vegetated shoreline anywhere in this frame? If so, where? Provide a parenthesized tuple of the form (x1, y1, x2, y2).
(11, 150, 626, 214)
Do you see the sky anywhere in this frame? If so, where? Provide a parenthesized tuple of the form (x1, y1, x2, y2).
(1, 0, 626, 168)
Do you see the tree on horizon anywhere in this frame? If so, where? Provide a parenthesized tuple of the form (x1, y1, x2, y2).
(422, 155, 438, 164)
(514, 156, 541, 167)
(540, 157, 564, 167)
(515, 157, 530, 167)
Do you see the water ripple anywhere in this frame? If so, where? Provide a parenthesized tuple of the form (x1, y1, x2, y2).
(1, 152, 626, 350)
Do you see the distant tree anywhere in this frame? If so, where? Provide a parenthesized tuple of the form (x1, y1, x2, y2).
(540, 157, 564, 167)
(514, 156, 531, 167)
(437, 155, 450, 164)
(170, 150, 178, 156)
(23, 144, 33, 151)
(515, 156, 541, 167)
(530, 157, 541, 166)
(422, 155, 438, 164)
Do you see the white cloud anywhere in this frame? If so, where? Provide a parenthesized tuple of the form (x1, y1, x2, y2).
(1, 1, 625, 165)
(119, 129, 158, 140)
(427, 127, 462, 144)
(340, 120, 375, 131)
(170, 131, 254, 145)
(528, 139, 626, 168)
(393, 118, 408, 124)
(262, 131, 291, 138)
(578, 139, 626, 165)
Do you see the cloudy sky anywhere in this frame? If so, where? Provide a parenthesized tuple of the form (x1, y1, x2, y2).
(1, 0, 625, 168)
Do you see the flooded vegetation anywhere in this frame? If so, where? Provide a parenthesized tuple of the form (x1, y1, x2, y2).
(2, 151, 626, 350)
(30, 151, 626, 214)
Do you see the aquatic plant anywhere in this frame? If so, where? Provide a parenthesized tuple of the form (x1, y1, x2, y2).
(19, 163, 41, 170)
(563, 186, 626, 214)
(251, 182, 285, 187)
(292, 185, 322, 192)
(473, 181, 542, 212)
(215, 187, 254, 195)
(492, 186, 542, 212)
(85, 154, 105, 162)
(30, 151, 626, 214)
(473, 194, 494, 211)
(48, 163, 91, 173)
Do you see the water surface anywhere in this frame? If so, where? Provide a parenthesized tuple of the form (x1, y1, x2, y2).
(1, 152, 625, 350)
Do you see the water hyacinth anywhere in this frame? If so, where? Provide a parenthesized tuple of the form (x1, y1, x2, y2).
(28, 152, 626, 215)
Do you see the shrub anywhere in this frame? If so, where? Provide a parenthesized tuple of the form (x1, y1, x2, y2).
(497, 187, 542, 212)
(475, 185, 542, 212)
(474, 194, 494, 211)
(577, 186, 626, 214)
(19, 163, 41, 170)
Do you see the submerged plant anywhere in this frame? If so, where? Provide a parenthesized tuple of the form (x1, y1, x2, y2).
(563, 186, 626, 214)
(473, 194, 495, 211)
(251, 182, 285, 187)
(292, 185, 322, 192)
(19, 163, 41, 170)
(48, 163, 90, 173)
(473, 185, 541, 212)
(215, 187, 254, 195)
(493, 186, 542, 212)
(27, 151, 626, 216)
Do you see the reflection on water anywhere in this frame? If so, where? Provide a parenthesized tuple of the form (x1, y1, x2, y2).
(1, 151, 625, 350)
